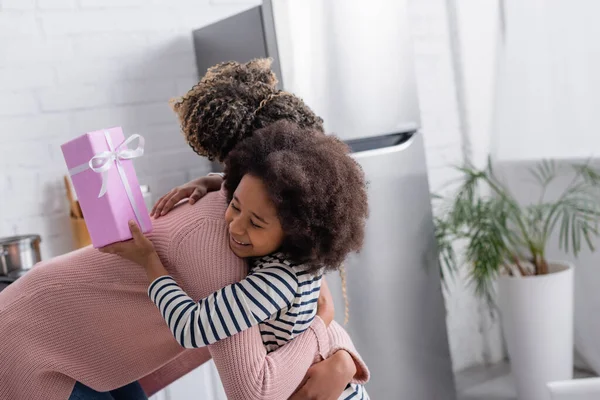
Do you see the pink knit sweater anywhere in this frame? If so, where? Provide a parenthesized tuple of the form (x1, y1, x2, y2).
(0, 189, 368, 400)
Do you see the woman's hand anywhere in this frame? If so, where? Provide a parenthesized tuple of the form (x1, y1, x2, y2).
(289, 350, 357, 400)
(99, 221, 168, 282)
(151, 174, 224, 218)
(316, 277, 334, 327)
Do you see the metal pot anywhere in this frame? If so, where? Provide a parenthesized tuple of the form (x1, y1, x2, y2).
(0, 235, 42, 277)
(0, 275, 15, 293)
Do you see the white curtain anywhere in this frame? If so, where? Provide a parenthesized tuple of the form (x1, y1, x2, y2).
(492, 0, 600, 373)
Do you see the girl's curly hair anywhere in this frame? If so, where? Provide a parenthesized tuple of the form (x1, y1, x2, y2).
(223, 120, 369, 273)
(171, 58, 324, 162)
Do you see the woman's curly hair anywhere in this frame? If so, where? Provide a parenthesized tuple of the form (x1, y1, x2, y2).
(170, 58, 324, 162)
(223, 120, 369, 273)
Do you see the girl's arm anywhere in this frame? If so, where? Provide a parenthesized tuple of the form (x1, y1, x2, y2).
(146, 264, 299, 348)
(139, 322, 369, 399)
(101, 221, 306, 350)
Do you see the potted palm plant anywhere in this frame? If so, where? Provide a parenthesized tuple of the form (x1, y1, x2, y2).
(434, 158, 600, 400)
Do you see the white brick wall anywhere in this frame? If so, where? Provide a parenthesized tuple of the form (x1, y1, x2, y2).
(0, 0, 260, 259)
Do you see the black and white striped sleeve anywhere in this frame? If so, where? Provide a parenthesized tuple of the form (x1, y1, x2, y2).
(147, 265, 299, 348)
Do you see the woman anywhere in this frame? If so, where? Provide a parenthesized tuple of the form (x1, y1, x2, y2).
(0, 59, 368, 400)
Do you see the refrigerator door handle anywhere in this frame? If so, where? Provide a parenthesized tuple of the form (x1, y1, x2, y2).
(347, 131, 416, 159)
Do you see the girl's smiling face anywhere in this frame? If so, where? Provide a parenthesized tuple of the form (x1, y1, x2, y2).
(224, 174, 285, 258)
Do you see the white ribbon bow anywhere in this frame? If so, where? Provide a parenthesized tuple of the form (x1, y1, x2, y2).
(87, 133, 145, 197)
(68, 131, 148, 231)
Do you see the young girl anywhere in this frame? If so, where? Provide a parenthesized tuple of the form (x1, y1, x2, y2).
(104, 120, 370, 399)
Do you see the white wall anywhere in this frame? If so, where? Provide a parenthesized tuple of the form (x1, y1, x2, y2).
(410, 0, 465, 181)
(493, 0, 600, 162)
(455, 0, 500, 168)
(0, 0, 260, 259)
(409, 0, 507, 371)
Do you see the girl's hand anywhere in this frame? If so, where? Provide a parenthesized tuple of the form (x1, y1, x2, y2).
(100, 221, 168, 281)
(100, 221, 157, 267)
(151, 174, 224, 218)
(316, 277, 335, 327)
(289, 350, 357, 400)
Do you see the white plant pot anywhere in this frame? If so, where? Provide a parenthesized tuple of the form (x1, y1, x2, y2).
(498, 261, 574, 400)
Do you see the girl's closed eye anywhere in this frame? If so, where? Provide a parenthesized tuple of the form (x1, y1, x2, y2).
(251, 221, 263, 229)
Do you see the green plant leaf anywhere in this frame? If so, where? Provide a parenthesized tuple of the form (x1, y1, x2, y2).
(528, 159, 557, 187)
(544, 183, 600, 256)
(433, 158, 600, 301)
(572, 161, 600, 185)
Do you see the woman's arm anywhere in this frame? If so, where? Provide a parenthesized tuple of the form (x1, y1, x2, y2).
(169, 218, 369, 400)
(138, 284, 330, 398)
(289, 349, 357, 400)
(138, 322, 367, 399)
(306, 278, 370, 385)
(327, 321, 370, 385)
(151, 173, 224, 217)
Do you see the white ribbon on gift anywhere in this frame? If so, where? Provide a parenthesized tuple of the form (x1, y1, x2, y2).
(68, 131, 148, 232)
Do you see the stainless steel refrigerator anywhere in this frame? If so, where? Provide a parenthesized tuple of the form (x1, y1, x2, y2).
(192, 1, 456, 398)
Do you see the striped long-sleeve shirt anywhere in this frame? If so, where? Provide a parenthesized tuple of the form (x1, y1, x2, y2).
(148, 252, 369, 400)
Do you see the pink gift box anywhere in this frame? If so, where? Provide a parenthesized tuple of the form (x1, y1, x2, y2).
(61, 127, 152, 248)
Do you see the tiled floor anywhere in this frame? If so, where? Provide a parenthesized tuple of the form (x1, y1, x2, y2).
(455, 361, 596, 400)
